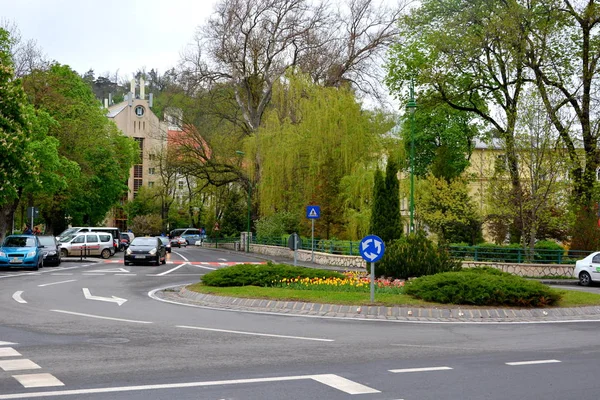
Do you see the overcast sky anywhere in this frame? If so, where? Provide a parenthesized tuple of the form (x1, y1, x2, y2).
(1, 0, 219, 79)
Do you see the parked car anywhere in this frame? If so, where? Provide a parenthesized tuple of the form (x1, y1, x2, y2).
(57, 226, 122, 251)
(0, 235, 43, 270)
(120, 233, 132, 249)
(37, 235, 61, 266)
(58, 232, 114, 259)
(157, 236, 171, 253)
(574, 252, 600, 286)
(124, 237, 167, 266)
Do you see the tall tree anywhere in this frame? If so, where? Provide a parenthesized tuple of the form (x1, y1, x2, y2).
(369, 168, 386, 239)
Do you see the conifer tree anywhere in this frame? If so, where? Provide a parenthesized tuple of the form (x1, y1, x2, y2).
(369, 168, 386, 239)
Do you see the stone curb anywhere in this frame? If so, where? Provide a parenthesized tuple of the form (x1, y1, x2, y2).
(163, 286, 600, 323)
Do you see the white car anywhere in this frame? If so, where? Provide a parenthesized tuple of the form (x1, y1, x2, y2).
(574, 252, 600, 286)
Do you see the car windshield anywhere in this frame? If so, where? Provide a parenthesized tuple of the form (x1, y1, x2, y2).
(3, 237, 37, 247)
(37, 236, 55, 246)
(157, 236, 169, 244)
(58, 228, 79, 238)
(131, 238, 156, 246)
(59, 235, 77, 243)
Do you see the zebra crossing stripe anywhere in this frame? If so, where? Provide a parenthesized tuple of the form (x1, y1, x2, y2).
(0, 348, 20, 357)
(12, 373, 64, 388)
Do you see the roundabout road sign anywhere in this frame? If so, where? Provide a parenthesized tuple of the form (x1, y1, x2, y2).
(359, 235, 385, 263)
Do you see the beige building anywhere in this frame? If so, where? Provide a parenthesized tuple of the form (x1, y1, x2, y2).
(105, 78, 167, 230)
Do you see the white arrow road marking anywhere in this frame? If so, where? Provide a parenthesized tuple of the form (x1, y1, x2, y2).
(389, 366, 453, 373)
(51, 310, 152, 324)
(177, 325, 334, 342)
(12, 373, 64, 388)
(11, 291, 26, 304)
(156, 263, 189, 276)
(0, 373, 378, 399)
(38, 280, 76, 287)
(82, 288, 127, 306)
(506, 359, 561, 366)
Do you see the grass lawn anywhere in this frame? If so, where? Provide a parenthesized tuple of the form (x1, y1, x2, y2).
(186, 283, 600, 308)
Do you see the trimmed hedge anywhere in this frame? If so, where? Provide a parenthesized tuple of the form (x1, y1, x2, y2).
(201, 262, 345, 287)
(404, 268, 561, 307)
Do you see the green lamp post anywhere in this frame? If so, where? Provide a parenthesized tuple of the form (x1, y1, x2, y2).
(236, 151, 252, 252)
(405, 77, 417, 233)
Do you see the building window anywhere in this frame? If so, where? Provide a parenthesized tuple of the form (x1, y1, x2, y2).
(134, 178, 143, 192)
(178, 181, 184, 190)
(148, 154, 156, 161)
(148, 167, 155, 175)
(148, 181, 154, 188)
(134, 165, 143, 178)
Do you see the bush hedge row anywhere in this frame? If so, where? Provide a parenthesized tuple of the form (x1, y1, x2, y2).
(201, 262, 345, 287)
(404, 268, 561, 307)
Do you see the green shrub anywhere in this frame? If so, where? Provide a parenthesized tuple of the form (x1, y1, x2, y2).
(534, 240, 565, 264)
(255, 211, 299, 239)
(404, 268, 561, 307)
(201, 262, 345, 287)
(374, 231, 462, 279)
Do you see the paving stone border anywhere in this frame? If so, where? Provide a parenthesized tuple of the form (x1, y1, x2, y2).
(155, 286, 600, 323)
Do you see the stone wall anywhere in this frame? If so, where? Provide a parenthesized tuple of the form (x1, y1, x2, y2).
(204, 242, 574, 276)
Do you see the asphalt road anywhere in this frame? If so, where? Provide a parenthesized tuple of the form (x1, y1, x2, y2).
(1, 246, 600, 399)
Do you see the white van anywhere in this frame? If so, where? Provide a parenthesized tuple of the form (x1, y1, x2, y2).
(58, 232, 114, 259)
(58, 227, 121, 252)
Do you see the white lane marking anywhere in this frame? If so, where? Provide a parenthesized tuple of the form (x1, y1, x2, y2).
(177, 325, 334, 342)
(173, 252, 188, 262)
(13, 373, 64, 388)
(115, 274, 137, 276)
(189, 264, 216, 270)
(389, 366, 453, 373)
(0, 359, 41, 371)
(0, 342, 17, 346)
(38, 280, 76, 287)
(156, 263, 189, 276)
(0, 373, 375, 399)
(88, 268, 130, 273)
(50, 310, 152, 324)
(12, 291, 26, 304)
(49, 273, 73, 276)
(82, 273, 105, 276)
(0, 348, 21, 357)
(506, 359, 561, 366)
(311, 374, 380, 394)
(218, 258, 227, 261)
(82, 288, 127, 306)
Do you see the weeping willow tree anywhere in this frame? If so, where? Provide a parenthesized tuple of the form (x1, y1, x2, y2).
(247, 72, 394, 239)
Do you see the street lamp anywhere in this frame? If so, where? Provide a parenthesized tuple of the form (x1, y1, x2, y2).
(236, 151, 252, 252)
(405, 76, 417, 233)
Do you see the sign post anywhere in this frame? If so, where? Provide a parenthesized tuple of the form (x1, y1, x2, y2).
(27, 207, 39, 231)
(288, 233, 300, 266)
(306, 206, 320, 262)
(359, 235, 385, 303)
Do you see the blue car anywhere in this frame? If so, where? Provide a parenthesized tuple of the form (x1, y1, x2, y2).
(0, 235, 44, 270)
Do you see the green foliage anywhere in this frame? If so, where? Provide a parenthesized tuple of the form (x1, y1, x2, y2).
(339, 163, 375, 240)
(419, 175, 482, 245)
(255, 211, 299, 239)
(220, 189, 246, 236)
(404, 269, 562, 307)
(369, 168, 386, 237)
(130, 214, 163, 236)
(201, 263, 344, 287)
(375, 232, 462, 279)
(533, 240, 565, 264)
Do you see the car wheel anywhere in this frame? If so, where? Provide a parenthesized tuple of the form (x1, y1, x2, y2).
(124, 261, 130, 266)
(60, 249, 68, 258)
(579, 271, 592, 286)
(101, 248, 111, 259)
(161, 256, 166, 265)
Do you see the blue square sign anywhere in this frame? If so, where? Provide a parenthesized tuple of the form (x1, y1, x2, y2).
(306, 205, 320, 219)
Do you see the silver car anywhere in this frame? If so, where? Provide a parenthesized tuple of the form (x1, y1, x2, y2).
(59, 232, 114, 259)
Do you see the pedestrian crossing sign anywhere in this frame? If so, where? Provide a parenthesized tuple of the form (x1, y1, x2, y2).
(306, 205, 320, 219)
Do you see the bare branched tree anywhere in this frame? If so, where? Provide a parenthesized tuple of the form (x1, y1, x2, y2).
(1, 19, 47, 76)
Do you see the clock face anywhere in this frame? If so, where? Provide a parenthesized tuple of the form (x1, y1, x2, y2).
(135, 105, 145, 117)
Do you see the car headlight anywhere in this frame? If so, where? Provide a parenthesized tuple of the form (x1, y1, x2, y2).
(26, 251, 36, 258)
(0, 251, 5, 257)
(149, 248, 157, 255)
(126, 248, 132, 255)
(47, 251, 56, 256)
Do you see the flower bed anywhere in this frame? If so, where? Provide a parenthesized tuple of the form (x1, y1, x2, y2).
(274, 271, 405, 294)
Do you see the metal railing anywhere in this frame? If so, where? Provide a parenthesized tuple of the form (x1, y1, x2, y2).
(250, 236, 593, 264)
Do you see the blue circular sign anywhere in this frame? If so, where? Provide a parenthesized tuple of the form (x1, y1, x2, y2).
(359, 235, 385, 263)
